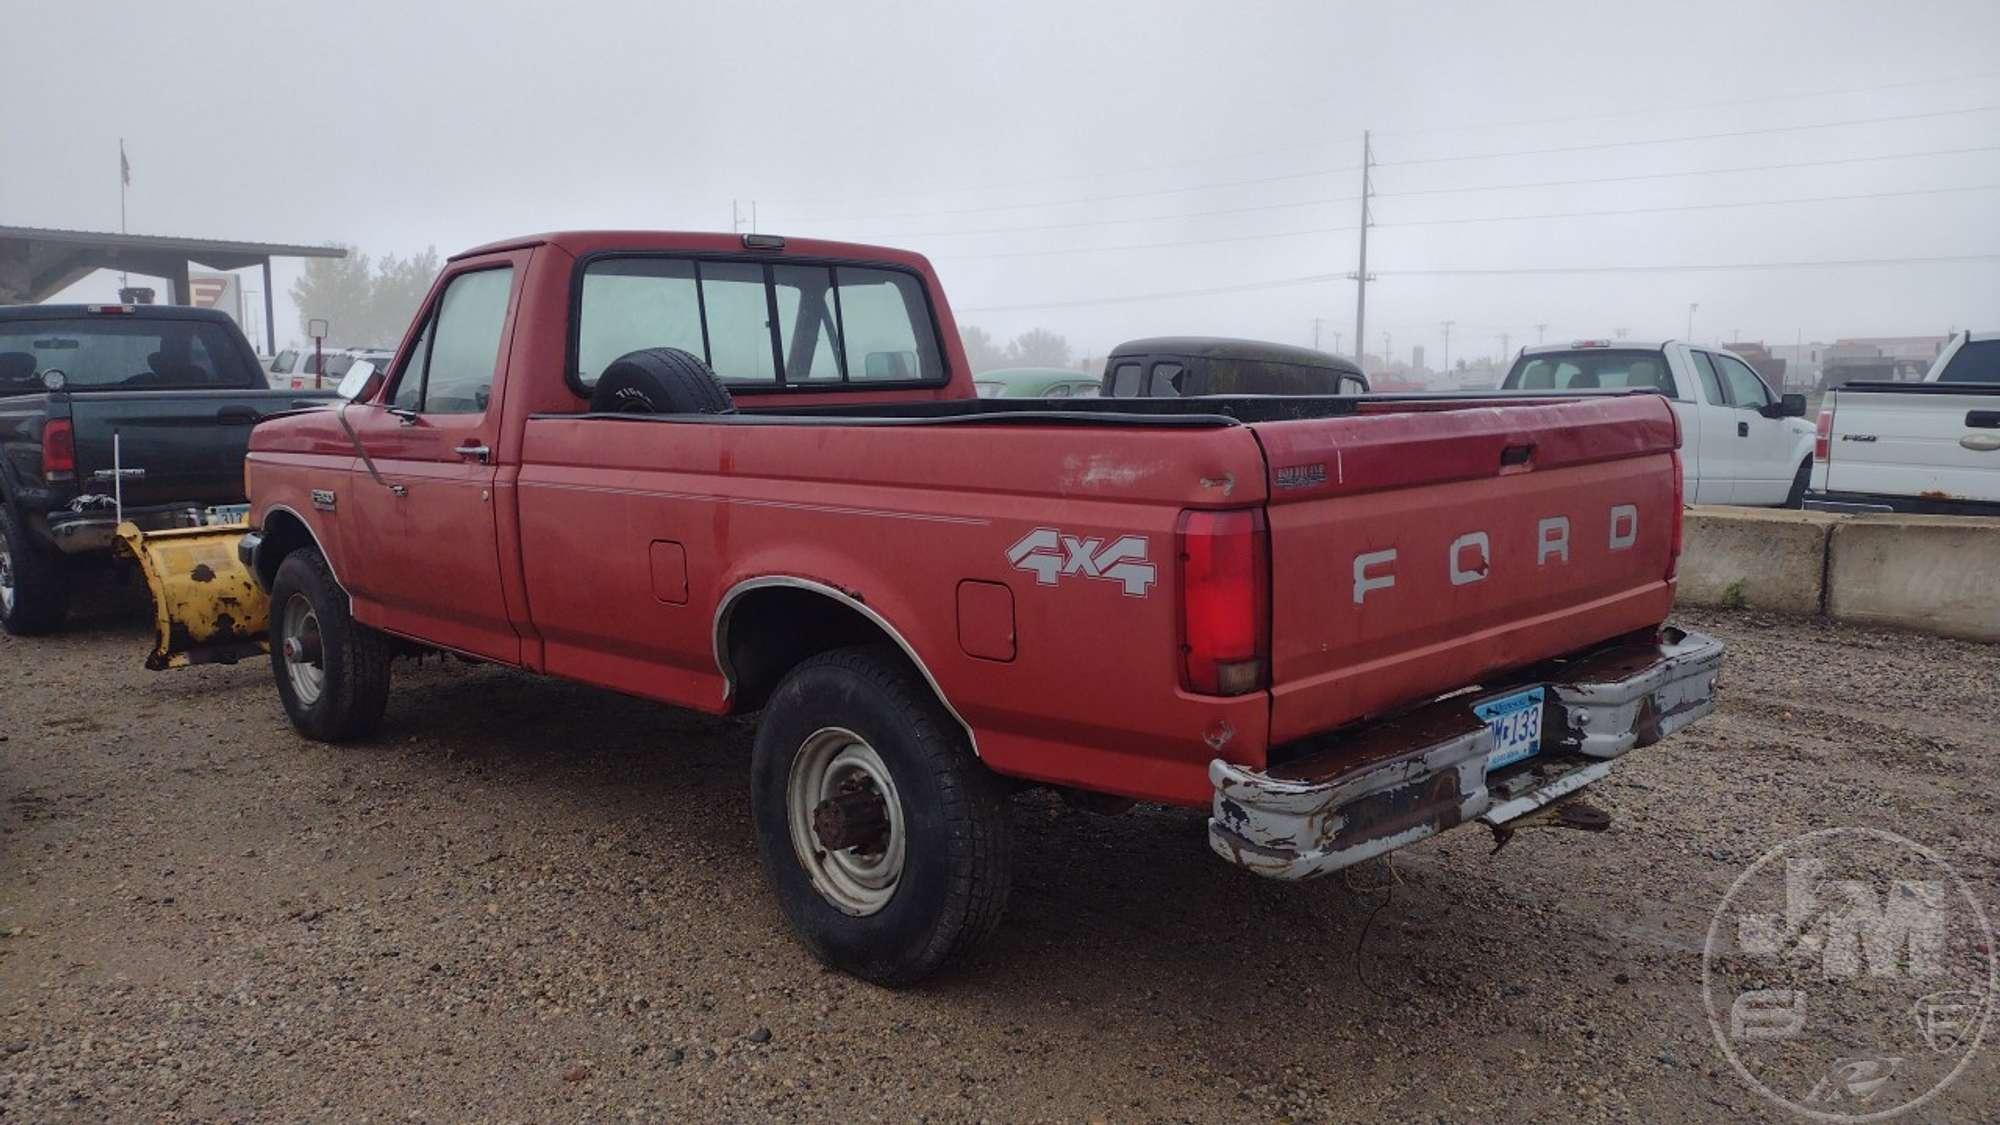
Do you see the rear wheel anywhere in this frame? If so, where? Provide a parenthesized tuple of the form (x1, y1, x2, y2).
(269, 547, 391, 741)
(751, 645, 1011, 986)
(0, 505, 69, 636)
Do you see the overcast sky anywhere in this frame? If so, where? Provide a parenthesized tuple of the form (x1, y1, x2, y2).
(5, 0, 1997, 364)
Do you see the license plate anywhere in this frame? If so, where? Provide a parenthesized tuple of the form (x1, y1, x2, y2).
(204, 504, 250, 526)
(1475, 687, 1545, 771)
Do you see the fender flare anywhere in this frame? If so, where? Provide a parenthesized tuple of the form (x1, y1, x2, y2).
(711, 575, 979, 756)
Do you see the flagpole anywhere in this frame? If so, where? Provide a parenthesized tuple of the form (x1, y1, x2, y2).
(118, 139, 129, 289)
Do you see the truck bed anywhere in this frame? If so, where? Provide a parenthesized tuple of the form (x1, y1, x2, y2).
(1811, 380, 2000, 514)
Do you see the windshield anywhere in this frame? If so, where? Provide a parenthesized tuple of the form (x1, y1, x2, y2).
(1504, 349, 1678, 396)
(0, 316, 258, 391)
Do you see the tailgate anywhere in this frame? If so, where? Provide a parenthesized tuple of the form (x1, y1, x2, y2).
(1823, 389, 2000, 502)
(70, 390, 331, 507)
(1251, 395, 1681, 744)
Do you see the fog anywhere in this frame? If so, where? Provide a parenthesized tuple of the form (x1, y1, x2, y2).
(5, 0, 1997, 366)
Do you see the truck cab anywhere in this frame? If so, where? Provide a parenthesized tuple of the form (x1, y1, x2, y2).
(1502, 339, 1813, 506)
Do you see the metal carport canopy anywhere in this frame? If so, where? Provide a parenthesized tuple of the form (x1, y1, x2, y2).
(0, 225, 346, 353)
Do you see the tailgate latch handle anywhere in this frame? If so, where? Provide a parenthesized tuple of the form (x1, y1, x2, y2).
(1499, 443, 1536, 468)
(1967, 410, 2000, 430)
(216, 407, 260, 425)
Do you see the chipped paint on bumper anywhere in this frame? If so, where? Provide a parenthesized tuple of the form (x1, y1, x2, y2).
(1209, 628, 1724, 880)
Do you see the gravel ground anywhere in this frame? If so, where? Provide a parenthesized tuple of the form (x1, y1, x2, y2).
(2, 586, 1996, 1123)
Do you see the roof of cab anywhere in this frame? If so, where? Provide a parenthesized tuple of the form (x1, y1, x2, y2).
(1107, 336, 1361, 373)
(1520, 339, 1675, 355)
(449, 230, 935, 272)
(0, 302, 240, 323)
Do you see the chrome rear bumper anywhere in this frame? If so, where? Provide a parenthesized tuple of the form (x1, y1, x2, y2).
(1208, 628, 1724, 880)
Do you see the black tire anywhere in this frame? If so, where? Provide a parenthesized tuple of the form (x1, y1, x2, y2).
(589, 348, 736, 415)
(269, 547, 392, 741)
(0, 504, 69, 636)
(1783, 458, 1812, 509)
(751, 645, 1011, 986)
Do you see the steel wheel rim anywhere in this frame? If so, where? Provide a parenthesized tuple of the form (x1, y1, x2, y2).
(281, 593, 325, 706)
(786, 727, 906, 916)
(0, 535, 14, 615)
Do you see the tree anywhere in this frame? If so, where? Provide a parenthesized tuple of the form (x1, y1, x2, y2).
(290, 245, 442, 349)
(1005, 327, 1072, 368)
(958, 325, 1008, 373)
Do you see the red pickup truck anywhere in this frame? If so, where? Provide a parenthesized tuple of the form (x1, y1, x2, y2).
(234, 230, 1722, 983)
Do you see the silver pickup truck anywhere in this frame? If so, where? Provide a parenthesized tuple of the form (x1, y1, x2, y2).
(1807, 330, 2000, 516)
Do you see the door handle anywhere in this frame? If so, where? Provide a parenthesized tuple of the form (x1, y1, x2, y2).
(1737, 420, 1749, 438)
(455, 442, 491, 463)
(1968, 410, 2000, 429)
(216, 407, 260, 425)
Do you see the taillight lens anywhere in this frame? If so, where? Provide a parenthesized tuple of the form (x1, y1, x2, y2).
(41, 418, 75, 480)
(1666, 449, 1685, 581)
(1178, 508, 1270, 696)
(1814, 409, 1833, 461)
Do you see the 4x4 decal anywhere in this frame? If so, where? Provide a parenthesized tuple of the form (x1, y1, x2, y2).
(1006, 528, 1156, 597)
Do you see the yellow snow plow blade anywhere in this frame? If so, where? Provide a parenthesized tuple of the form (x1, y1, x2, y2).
(115, 522, 269, 670)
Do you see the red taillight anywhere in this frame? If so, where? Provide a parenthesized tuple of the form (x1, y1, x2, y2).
(1666, 449, 1685, 581)
(1814, 409, 1833, 461)
(41, 418, 75, 480)
(1177, 508, 1270, 696)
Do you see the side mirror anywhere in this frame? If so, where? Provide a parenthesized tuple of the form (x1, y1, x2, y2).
(1764, 393, 1808, 418)
(334, 360, 377, 401)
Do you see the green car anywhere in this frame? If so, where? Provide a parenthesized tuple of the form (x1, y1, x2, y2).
(972, 367, 1103, 399)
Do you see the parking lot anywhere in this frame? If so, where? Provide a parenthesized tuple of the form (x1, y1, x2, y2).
(2, 592, 1996, 1122)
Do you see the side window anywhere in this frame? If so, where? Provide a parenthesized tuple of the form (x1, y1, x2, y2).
(772, 264, 842, 382)
(390, 316, 432, 410)
(1148, 362, 1184, 396)
(1690, 351, 1727, 405)
(1109, 362, 1141, 396)
(699, 262, 778, 384)
(389, 267, 512, 414)
(1715, 355, 1772, 408)
(576, 258, 704, 388)
(1045, 383, 1072, 398)
(835, 267, 940, 382)
(1072, 383, 1101, 398)
(1938, 340, 2000, 383)
(272, 349, 296, 374)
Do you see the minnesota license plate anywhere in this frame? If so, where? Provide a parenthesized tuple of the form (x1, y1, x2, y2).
(1475, 687, 1545, 771)
(204, 504, 250, 526)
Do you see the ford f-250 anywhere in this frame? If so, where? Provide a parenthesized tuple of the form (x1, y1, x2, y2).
(219, 231, 1722, 984)
(0, 303, 334, 635)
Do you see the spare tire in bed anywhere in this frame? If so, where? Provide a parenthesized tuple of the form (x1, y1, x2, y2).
(589, 348, 737, 415)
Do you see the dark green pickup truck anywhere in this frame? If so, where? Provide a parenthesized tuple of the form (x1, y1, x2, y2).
(0, 304, 335, 634)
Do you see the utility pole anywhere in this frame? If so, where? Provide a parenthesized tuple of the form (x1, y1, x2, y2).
(1312, 317, 1323, 350)
(1498, 332, 1511, 364)
(1332, 330, 1342, 355)
(1534, 322, 1548, 345)
(732, 200, 758, 233)
(1383, 331, 1392, 368)
(1441, 319, 1455, 372)
(1686, 302, 1698, 341)
(1349, 130, 1374, 367)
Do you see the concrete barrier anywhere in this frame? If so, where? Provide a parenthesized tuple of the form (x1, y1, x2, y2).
(1676, 506, 2000, 642)
(1676, 507, 1838, 616)
(1826, 515, 2000, 642)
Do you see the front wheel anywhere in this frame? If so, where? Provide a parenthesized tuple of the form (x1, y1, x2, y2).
(269, 547, 392, 741)
(751, 645, 1012, 986)
(1784, 458, 1812, 509)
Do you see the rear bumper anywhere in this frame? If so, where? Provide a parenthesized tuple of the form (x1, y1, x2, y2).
(44, 502, 219, 555)
(1208, 628, 1724, 880)
(1805, 489, 2000, 518)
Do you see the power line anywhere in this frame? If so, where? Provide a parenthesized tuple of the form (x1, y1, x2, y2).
(1377, 182, 2000, 229)
(936, 221, 1362, 262)
(1375, 105, 1999, 167)
(953, 252, 2000, 312)
(783, 162, 1364, 228)
(1376, 143, 2000, 198)
(1376, 252, 2000, 277)
(879, 191, 1363, 240)
(1374, 69, 2000, 138)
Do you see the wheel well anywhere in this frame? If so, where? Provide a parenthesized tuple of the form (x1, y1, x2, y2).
(256, 509, 318, 590)
(718, 586, 898, 711)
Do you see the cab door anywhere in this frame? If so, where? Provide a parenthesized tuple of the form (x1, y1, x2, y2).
(344, 261, 522, 662)
(1685, 349, 1741, 503)
(1712, 352, 1792, 505)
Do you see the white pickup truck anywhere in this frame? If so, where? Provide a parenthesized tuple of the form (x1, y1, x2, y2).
(1501, 340, 1815, 506)
(1807, 330, 2000, 516)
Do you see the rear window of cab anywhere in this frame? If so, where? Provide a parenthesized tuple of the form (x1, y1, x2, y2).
(572, 256, 947, 393)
